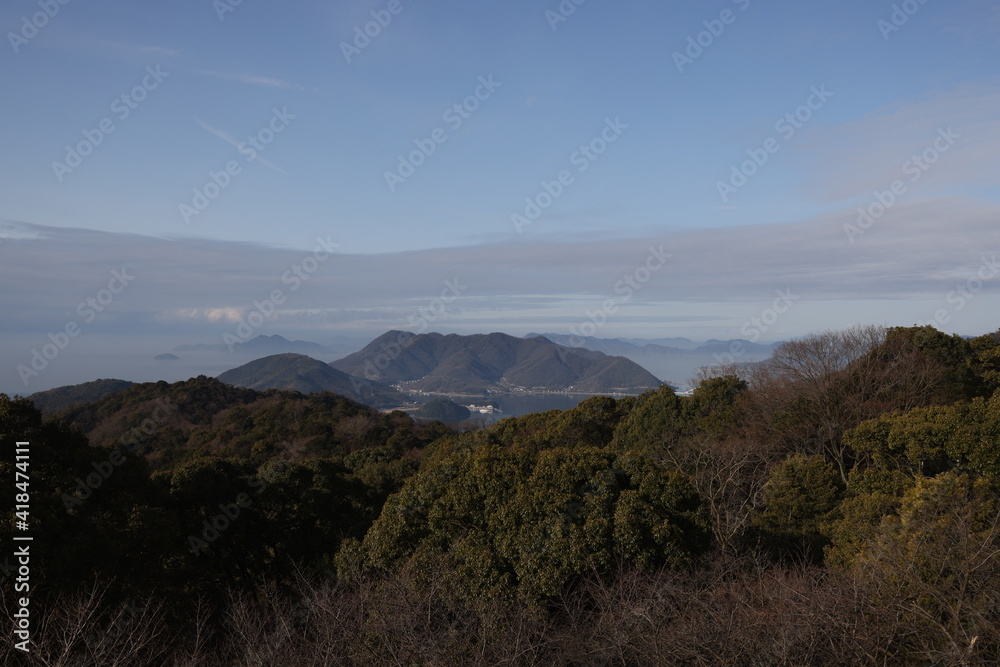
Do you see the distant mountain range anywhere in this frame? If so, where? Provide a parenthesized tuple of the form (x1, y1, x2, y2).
(175, 334, 333, 356)
(529, 333, 781, 387)
(216, 353, 412, 409)
(330, 331, 662, 394)
(615, 336, 703, 350)
(25, 332, 780, 416)
(529, 333, 778, 358)
(168, 332, 779, 390)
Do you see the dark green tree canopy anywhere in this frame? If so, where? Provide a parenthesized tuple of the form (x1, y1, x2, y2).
(346, 445, 709, 600)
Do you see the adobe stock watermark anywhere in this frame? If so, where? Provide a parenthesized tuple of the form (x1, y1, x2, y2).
(51, 65, 169, 183)
(511, 117, 628, 233)
(179, 107, 296, 224)
(61, 398, 178, 511)
(568, 246, 672, 345)
(712, 288, 798, 366)
(222, 236, 340, 351)
(7, 0, 72, 54)
(843, 126, 959, 244)
(878, 0, 930, 41)
(545, 0, 590, 31)
(673, 0, 752, 73)
(340, 0, 416, 63)
(916, 254, 999, 330)
(16, 267, 135, 387)
(354, 278, 467, 387)
(384, 75, 502, 192)
(213, 0, 246, 21)
(717, 85, 833, 203)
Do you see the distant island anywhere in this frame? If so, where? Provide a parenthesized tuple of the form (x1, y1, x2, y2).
(414, 397, 472, 422)
(330, 331, 663, 396)
(216, 353, 412, 410)
(176, 334, 331, 356)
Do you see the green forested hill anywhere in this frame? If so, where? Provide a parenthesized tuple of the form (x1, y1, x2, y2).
(414, 397, 472, 422)
(331, 331, 663, 393)
(217, 353, 412, 408)
(4, 325, 1000, 665)
(28, 378, 134, 414)
(54, 375, 445, 471)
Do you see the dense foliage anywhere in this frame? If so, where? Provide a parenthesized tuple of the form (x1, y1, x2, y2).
(57, 376, 448, 471)
(27, 378, 134, 415)
(2, 325, 1000, 665)
(413, 397, 472, 423)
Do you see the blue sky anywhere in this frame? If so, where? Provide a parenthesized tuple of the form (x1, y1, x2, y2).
(2, 0, 1000, 393)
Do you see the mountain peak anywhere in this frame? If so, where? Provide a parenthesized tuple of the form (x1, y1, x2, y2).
(331, 331, 661, 394)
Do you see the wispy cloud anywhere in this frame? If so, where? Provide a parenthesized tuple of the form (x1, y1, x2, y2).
(198, 69, 306, 90)
(42, 33, 182, 61)
(194, 118, 287, 175)
(3, 195, 998, 329)
(129, 44, 183, 58)
(795, 85, 1000, 203)
(2, 203, 999, 394)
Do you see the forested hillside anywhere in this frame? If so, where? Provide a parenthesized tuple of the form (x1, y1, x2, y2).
(330, 331, 663, 394)
(27, 378, 134, 415)
(216, 353, 413, 409)
(56, 375, 447, 471)
(2, 325, 1000, 665)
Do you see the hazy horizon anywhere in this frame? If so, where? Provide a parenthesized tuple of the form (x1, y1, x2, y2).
(3, 0, 999, 396)
(2, 328, 782, 396)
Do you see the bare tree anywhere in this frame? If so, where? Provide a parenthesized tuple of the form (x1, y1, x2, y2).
(741, 325, 953, 482)
(1, 579, 168, 667)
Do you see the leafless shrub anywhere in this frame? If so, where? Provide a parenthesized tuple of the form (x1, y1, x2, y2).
(0, 579, 167, 667)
